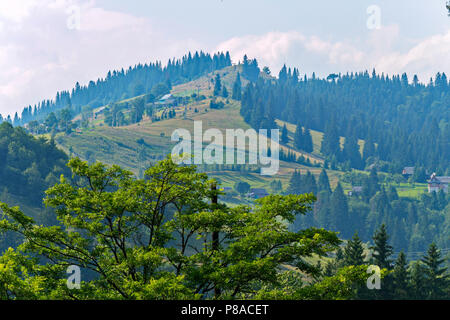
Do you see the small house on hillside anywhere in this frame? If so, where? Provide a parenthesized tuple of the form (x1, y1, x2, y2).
(402, 167, 415, 177)
(348, 186, 363, 196)
(247, 188, 269, 199)
(428, 173, 450, 193)
(156, 94, 175, 106)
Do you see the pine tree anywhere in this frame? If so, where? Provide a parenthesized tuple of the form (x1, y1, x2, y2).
(329, 183, 349, 236)
(213, 74, 222, 96)
(278, 64, 288, 84)
(303, 128, 313, 153)
(321, 120, 340, 159)
(286, 170, 302, 195)
(303, 171, 317, 195)
(281, 124, 289, 144)
(421, 243, 448, 299)
(222, 86, 228, 98)
(409, 261, 427, 299)
(343, 233, 366, 266)
(232, 73, 242, 100)
(317, 169, 332, 194)
(370, 224, 393, 270)
(343, 135, 362, 169)
(294, 122, 303, 150)
(362, 139, 376, 164)
(392, 252, 409, 299)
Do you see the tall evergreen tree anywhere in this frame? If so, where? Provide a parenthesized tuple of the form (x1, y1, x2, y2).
(409, 261, 427, 299)
(343, 135, 363, 169)
(294, 122, 303, 151)
(343, 233, 366, 266)
(321, 120, 340, 159)
(303, 128, 314, 153)
(317, 169, 332, 194)
(370, 224, 393, 270)
(286, 170, 302, 195)
(281, 124, 290, 144)
(392, 252, 409, 299)
(221, 85, 228, 98)
(329, 183, 349, 236)
(213, 74, 222, 96)
(421, 243, 448, 299)
(232, 72, 242, 100)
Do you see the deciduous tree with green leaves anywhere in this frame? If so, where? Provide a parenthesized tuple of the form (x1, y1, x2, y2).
(0, 156, 353, 300)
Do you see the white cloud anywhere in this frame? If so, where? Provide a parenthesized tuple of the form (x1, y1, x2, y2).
(216, 31, 366, 75)
(0, 1, 449, 117)
(0, 0, 39, 22)
(374, 30, 450, 81)
(0, 0, 204, 116)
(216, 27, 449, 81)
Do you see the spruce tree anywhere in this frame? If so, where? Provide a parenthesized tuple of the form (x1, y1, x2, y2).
(321, 120, 340, 159)
(286, 170, 302, 195)
(343, 135, 362, 169)
(281, 124, 290, 144)
(222, 86, 228, 98)
(303, 171, 317, 195)
(409, 261, 427, 299)
(213, 74, 222, 96)
(370, 224, 393, 270)
(392, 252, 409, 299)
(294, 122, 303, 151)
(329, 183, 349, 236)
(232, 73, 242, 100)
(303, 128, 313, 153)
(317, 169, 332, 194)
(343, 233, 366, 266)
(362, 139, 376, 163)
(421, 243, 448, 299)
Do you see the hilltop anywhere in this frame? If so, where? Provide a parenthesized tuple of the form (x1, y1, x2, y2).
(51, 65, 342, 194)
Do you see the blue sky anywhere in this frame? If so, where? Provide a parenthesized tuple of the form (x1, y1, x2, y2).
(0, 0, 449, 116)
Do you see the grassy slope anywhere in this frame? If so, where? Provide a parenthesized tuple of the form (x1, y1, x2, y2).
(52, 65, 425, 198)
(54, 66, 342, 192)
(276, 119, 365, 156)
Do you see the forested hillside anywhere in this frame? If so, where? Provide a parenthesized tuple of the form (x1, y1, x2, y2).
(0, 51, 231, 125)
(0, 122, 69, 205)
(0, 122, 70, 250)
(0, 52, 448, 300)
(240, 67, 450, 172)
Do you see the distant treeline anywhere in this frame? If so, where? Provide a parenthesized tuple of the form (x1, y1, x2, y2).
(286, 168, 449, 254)
(0, 51, 231, 125)
(239, 64, 450, 172)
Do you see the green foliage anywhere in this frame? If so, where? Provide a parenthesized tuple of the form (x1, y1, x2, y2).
(234, 181, 251, 195)
(370, 224, 394, 270)
(214, 74, 222, 96)
(0, 122, 69, 208)
(232, 73, 242, 101)
(240, 66, 449, 171)
(16, 51, 232, 126)
(421, 243, 449, 299)
(0, 156, 343, 300)
(343, 233, 366, 266)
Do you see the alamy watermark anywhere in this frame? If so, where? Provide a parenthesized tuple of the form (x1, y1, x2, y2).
(171, 121, 280, 176)
(66, 5, 81, 31)
(366, 5, 382, 30)
(67, 265, 81, 290)
(366, 265, 381, 290)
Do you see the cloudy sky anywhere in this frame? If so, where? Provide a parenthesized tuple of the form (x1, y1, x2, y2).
(0, 0, 449, 116)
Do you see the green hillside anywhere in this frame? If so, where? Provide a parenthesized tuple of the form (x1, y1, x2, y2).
(51, 66, 342, 194)
(47, 65, 428, 202)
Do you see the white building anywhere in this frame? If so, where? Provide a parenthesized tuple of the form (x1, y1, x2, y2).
(427, 173, 450, 193)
